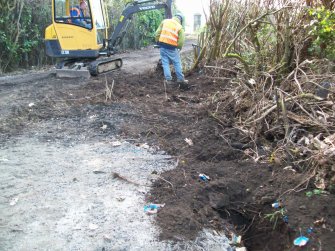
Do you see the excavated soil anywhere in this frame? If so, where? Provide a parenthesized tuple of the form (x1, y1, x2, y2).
(103, 71, 335, 251)
(1, 52, 335, 250)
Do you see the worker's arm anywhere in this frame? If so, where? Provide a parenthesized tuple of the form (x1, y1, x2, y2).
(155, 22, 163, 42)
(177, 28, 185, 49)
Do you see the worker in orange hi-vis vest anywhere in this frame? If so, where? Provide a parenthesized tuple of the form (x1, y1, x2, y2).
(155, 14, 189, 90)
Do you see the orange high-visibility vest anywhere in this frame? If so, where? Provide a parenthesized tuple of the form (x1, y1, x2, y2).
(159, 19, 182, 47)
(70, 6, 81, 17)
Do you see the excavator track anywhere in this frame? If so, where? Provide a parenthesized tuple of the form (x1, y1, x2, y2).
(88, 57, 123, 76)
(55, 57, 123, 78)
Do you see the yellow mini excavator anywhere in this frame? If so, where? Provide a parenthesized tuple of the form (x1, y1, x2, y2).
(45, 0, 172, 77)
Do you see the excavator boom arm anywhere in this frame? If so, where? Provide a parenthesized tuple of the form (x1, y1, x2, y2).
(106, 0, 172, 54)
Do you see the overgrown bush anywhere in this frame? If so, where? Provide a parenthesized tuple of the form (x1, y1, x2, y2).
(0, 0, 51, 74)
(194, 0, 335, 191)
(193, 0, 310, 75)
(307, 7, 335, 60)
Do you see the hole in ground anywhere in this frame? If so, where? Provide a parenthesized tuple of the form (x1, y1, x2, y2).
(217, 208, 293, 251)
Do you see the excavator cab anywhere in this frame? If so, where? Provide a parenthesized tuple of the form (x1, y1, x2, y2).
(45, 0, 108, 59)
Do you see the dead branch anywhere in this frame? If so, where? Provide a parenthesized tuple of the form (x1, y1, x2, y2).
(246, 93, 325, 124)
(204, 65, 238, 74)
(223, 6, 291, 57)
(153, 174, 177, 197)
(105, 77, 114, 102)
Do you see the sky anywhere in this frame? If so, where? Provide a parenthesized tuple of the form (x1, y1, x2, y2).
(175, 0, 210, 12)
(175, 0, 210, 33)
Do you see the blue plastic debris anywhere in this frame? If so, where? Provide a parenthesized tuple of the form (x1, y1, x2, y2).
(283, 215, 288, 223)
(144, 204, 159, 211)
(294, 236, 309, 247)
(307, 227, 314, 234)
(230, 234, 242, 244)
(272, 202, 280, 208)
(144, 203, 165, 214)
(199, 173, 210, 182)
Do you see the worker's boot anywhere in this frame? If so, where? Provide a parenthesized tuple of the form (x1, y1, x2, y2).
(177, 79, 190, 90)
(164, 80, 178, 91)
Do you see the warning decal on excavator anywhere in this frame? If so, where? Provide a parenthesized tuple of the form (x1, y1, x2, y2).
(61, 50, 70, 55)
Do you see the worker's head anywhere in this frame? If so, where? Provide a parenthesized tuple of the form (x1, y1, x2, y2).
(80, 0, 88, 10)
(174, 14, 183, 25)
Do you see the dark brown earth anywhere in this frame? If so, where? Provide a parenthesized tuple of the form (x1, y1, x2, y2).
(1, 60, 334, 250)
(106, 70, 335, 251)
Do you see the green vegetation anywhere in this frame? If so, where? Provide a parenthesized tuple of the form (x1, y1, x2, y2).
(0, 0, 51, 73)
(308, 7, 335, 60)
(264, 208, 287, 230)
(107, 0, 165, 50)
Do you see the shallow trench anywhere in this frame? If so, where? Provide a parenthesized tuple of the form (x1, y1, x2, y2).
(217, 207, 292, 250)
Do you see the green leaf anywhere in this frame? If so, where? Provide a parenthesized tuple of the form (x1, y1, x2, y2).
(306, 191, 313, 197)
(313, 189, 322, 195)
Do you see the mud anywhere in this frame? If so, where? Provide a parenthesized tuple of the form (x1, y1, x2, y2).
(1, 44, 335, 251)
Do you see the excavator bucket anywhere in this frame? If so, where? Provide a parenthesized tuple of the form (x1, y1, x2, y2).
(55, 62, 91, 79)
(56, 69, 91, 79)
